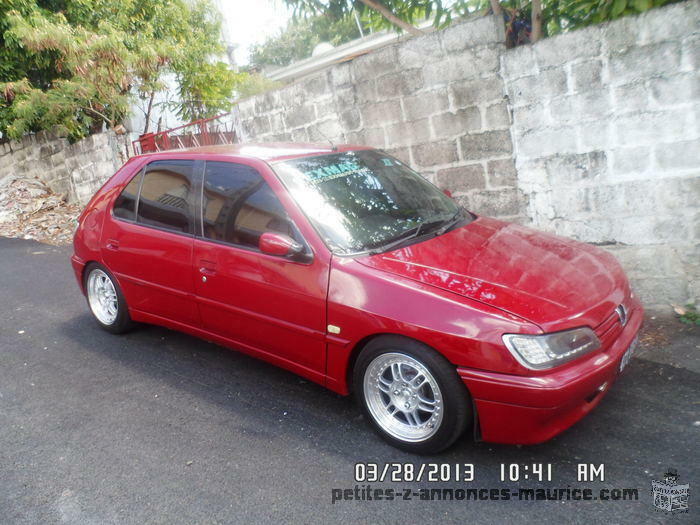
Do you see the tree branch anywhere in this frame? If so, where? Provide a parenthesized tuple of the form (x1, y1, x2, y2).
(83, 104, 114, 128)
(357, 0, 423, 36)
(489, 0, 503, 17)
(531, 0, 543, 42)
(143, 90, 156, 134)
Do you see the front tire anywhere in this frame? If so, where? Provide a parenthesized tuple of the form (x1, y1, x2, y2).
(84, 263, 133, 334)
(354, 335, 471, 454)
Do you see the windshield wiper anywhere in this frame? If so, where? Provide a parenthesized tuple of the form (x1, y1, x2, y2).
(434, 209, 464, 236)
(367, 210, 466, 255)
(368, 219, 445, 255)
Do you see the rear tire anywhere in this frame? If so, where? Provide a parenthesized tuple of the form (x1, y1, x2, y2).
(353, 335, 471, 454)
(84, 263, 134, 334)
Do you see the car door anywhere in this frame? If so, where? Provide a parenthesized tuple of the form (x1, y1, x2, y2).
(192, 159, 329, 378)
(101, 159, 199, 326)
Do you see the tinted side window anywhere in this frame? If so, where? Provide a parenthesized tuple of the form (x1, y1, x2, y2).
(113, 169, 142, 221)
(136, 160, 194, 234)
(202, 161, 297, 249)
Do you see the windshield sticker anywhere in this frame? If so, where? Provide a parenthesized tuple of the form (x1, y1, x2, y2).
(305, 161, 367, 184)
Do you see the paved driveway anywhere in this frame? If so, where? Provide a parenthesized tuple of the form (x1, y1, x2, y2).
(0, 237, 697, 524)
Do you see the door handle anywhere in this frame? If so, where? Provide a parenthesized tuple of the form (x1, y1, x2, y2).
(106, 239, 119, 251)
(199, 259, 217, 276)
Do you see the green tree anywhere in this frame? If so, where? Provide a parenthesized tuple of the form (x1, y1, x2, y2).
(540, 0, 677, 35)
(283, 0, 458, 35)
(469, 0, 679, 39)
(283, 0, 680, 40)
(0, 0, 237, 141)
(233, 72, 282, 98)
(249, 13, 368, 69)
(175, 62, 246, 122)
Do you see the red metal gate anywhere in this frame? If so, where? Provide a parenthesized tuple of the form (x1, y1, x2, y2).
(132, 112, 237, 156)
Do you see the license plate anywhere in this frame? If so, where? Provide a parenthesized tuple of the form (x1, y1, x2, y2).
(619, 336, 638, 372)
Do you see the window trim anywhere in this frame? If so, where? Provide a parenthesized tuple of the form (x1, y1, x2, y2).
(111, 159, 200, 238)
(111, 165, 144, 223)
(196, 159, 313, 264)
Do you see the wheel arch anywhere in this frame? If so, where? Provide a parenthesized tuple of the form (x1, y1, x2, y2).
(344, 331, 480, 442)
(345, 332, 396, 395)
(79, 260, 101, 293)
(345, 332, 462, 394)
(81, 260, 126, 299)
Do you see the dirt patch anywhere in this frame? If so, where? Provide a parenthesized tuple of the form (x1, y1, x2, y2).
(0, 176, 81, 246)
(639, 323, 670, 348)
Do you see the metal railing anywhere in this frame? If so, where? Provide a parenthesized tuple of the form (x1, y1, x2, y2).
(131, 112, 237, 156)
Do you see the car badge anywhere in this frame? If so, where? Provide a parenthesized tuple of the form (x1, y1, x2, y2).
(615, 304, 627, 326)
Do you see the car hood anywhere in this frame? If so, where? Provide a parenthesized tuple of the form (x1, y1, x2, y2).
(355, 216, 628, 330)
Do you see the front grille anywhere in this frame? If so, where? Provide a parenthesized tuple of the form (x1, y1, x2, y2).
(595, 306, 626, 350)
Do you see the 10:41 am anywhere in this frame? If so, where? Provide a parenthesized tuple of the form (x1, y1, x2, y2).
(500, 464, 553, 482)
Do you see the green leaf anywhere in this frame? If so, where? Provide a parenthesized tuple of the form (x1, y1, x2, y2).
(0, 0, 232, 138)
(633, 0, 652, 11)
(612, 0, 627, 16)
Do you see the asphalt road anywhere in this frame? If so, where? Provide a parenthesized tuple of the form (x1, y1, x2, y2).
(1, 237, 698, 524)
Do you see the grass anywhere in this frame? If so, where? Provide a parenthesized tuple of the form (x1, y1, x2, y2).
(676, 304, 700, 326)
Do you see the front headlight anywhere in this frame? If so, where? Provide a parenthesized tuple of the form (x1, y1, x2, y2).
(502, 327, 601, 370)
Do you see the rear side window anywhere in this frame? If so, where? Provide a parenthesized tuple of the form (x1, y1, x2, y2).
(136, 160, 194, 234)
(113, 169, 143, 221)
(202, 161, 298, 249)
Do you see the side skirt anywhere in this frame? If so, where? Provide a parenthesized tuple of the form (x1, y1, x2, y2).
(128, 308, 339, 392)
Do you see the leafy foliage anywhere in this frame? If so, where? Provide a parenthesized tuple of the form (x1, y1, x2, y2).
(545, 0, 670, 32)
(175, 63, 247, 122)
(234, 73, 283, 99)
(465, 0, 678, 38)
(675, 304, 700, 326)
(0, 0, 237, 140)
(249, 13, 368, 69)
(284, 0, 679, 37)
(283, 0, 455, 32)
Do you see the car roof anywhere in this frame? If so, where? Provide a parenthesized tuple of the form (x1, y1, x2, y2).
(138, 142, 373, 163)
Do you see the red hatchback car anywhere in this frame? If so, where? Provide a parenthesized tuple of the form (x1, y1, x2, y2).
(72, 143, 642, 453)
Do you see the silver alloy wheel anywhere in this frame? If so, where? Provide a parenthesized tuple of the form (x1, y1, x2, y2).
(363, 352, 443, 442)
(87, 269, 118, 325)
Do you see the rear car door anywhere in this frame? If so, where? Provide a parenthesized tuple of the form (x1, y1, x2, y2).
(101, 159, 200, 326)
(192, 160, 329, 379)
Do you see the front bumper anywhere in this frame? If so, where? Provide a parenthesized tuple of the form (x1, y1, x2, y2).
(458, 298, 643, 445)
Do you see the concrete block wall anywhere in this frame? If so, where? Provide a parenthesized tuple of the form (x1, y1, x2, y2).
(237, 2, 698, 308)
(0, 2, 695, 308)
(237, 15, 528, 222)
(503, 0, 699, 306)
(0, 130, 124, 205)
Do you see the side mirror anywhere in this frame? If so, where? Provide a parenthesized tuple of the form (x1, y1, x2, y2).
(443, 189, 453, 198)
(259, 232, 304, 257)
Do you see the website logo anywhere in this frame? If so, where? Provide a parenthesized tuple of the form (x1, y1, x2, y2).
(651, 469, 689, 513)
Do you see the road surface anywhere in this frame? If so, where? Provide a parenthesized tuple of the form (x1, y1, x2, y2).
(1, 237, 697, 524)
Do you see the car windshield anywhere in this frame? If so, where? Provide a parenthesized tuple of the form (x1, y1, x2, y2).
(273, 150, 466, 255)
